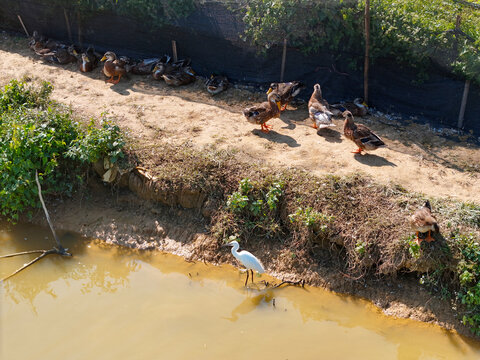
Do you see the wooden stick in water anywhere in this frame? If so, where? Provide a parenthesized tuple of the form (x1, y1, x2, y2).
(35, 171, 62, 250)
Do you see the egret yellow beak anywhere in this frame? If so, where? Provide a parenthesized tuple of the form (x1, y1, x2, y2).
(73, 49, 78, 55)
(267, 88, 273, 94)
(100, 55, 107, 62)
(276, 101, 281, 110)
(362, 102, 368, 107)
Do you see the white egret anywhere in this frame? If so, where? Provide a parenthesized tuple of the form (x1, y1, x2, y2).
(225, 240, 265, 286)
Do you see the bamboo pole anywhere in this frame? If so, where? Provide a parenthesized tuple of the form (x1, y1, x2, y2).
(64, 9, 73, 43)
(17, 15, 29, 37)
(458, 79, 470, 128)
(280, 38, 287, 82)
(364, 0, 370, 104)
(77, 12, 83, 47)
(172, 40, 178, 62)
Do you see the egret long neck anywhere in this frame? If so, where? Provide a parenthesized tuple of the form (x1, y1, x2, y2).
(230, 242, 240, 260)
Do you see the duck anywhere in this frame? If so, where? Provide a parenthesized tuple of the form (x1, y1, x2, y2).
(267, 81, 305, 111)
(410, 200, 439, 244)
(331, 98, 368, 117)
(29, 31, 60, 54)
(206, 75, 229, 95)
(343, 110, 385, 154)
(131, 58, 160, 75)
(152, 56, 191, 80)
(243, 91, 281, 133)
(162, 66, 196, 86)
(101, 51, 127, 84)
(35, 44, 78, 64)
(29, 30, 44, 51)
(79, 53, 95, 72)
(78, 46, 100, 72)
(308, 84, 334, 129)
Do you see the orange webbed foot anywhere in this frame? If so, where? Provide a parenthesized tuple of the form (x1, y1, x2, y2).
(351, 148, 363, 154)
(425, 231, 435, 242)
(261, 123, 272, 133)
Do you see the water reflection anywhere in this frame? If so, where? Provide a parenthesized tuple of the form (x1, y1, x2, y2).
(224, 290, 275, 322)
(1, 225, 137, 311)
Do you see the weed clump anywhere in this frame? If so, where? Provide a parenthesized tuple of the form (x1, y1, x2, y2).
(0, 79, 125, 221)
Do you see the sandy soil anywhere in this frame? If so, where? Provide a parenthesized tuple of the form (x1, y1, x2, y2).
(1, 33, 479, 204)
(2, 33, 480, 337)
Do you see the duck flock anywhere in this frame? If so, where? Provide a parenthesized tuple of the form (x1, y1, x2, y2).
(29, 30, 385, 155)
(27, 31, 440, 244)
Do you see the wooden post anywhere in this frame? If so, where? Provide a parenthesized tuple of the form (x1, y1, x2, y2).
(17, 15, 30, 37)
(280, 38, 287, 82)
(172, 40, 178, 62)
(64, 9, 73, 43)
(454, 15, 470, 128)
(364, 0, 370, 104)
(77, 12, 83, 47)
(458, 79, 470, 128)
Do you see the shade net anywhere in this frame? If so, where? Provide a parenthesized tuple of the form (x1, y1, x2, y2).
(0, 0, 479, 136)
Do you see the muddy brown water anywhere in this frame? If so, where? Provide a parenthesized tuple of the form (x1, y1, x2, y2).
(1, 223, 480, 360)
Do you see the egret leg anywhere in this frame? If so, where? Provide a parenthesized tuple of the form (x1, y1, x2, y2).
(244, 270, 249, 287)
(251, 269, 254, 284)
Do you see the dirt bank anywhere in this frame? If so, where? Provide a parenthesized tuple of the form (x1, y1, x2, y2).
(25, 175, 471, 339)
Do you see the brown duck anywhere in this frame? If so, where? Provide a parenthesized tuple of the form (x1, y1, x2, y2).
(267, 81, 305, 111)
(343, 111, 385, 154)
(331, 98, 368, 117)
(162, 66, 196, 86)
(308, 84, 334, 129)
(410, 200, 439, 243)
(206, 75, 229, 95)
(101, 51, 127, 84)
(243, 91, 281, 133)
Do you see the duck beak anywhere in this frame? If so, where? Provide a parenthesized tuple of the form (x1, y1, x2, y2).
(266, 88, 273, 94)
(276, 101, 281, 110)
(100, 55, 107, 62)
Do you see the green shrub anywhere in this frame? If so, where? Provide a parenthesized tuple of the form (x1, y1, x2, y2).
(67, 117, 125, 164)
(288, 206, 334, 231)
(0, 79, 52, 114)
(454, 232, 480, 335)
(224, 178, 284, 240)
(0, 80, 125, 221)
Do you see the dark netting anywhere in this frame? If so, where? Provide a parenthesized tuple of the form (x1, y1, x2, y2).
(1, 0, 479, 136)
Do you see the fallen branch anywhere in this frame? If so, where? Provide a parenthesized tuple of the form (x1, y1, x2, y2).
(0, 171, 72, 282)
(262, 279, 306, 289)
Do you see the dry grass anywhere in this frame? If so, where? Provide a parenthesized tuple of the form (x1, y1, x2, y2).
(129, 140, 480, 283)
